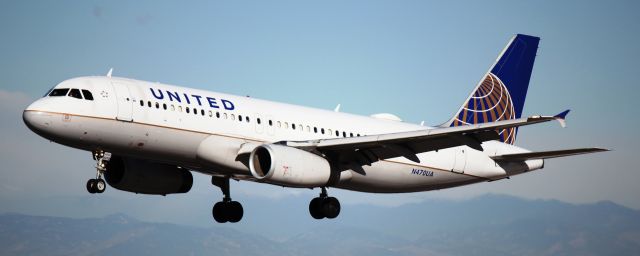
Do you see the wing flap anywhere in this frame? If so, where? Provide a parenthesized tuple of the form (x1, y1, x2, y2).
(491, 148, 609, 162)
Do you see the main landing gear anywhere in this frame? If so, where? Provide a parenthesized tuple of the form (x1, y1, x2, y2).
(309, 187, 341, 219)
(211, 176, 244, 223)
(87, 150, 109, 194)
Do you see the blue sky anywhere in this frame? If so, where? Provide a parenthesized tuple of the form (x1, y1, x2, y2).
(0, 0, 638, 221)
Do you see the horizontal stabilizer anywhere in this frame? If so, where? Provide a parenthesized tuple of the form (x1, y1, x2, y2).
(491, 148, 609, 162)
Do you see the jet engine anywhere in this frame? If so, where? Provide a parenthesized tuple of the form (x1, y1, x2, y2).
(249, 144, 331, 187)
(104, 156, 193, 195)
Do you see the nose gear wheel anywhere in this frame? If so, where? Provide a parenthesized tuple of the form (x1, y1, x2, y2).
(87, 150, 110, 194)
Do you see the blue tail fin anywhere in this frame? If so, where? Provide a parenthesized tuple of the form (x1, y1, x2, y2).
(446, 34, 540, 145)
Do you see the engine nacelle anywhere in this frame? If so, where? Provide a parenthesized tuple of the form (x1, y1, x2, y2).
(249, 144, 331, 188)
(104, 156, 193, 195)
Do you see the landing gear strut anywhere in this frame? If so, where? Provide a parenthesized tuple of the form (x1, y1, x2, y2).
(87, 150, 109, 194)
(309, 187, 340, 219)
(211, 176, 243, 223)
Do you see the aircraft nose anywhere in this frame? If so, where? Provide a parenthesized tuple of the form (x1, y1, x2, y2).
(23, 106, 53, 136)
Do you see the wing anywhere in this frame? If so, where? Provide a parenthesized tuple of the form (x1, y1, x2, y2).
(491, 148, 609, 162)
(283, 111, 570, 171)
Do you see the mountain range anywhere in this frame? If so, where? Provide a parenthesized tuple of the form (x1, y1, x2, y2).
(2, 194, 640, 256)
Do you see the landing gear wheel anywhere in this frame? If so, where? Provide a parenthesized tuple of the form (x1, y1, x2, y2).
(212, 201, 244, 223)
(212, 202, 228, 223)
(86, 179, 97, 194)
(211, 177, 244, 223)
(227, 201, 244, 223)
(322, 197, 340, 219)
(309, 197, 324, 219)
(95, 179, 106, 193)
(309, 188, 341, 220)
(88, 150, 110, 195)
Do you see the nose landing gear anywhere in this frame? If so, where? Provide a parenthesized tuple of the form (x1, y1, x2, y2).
(87, 150, 110, 194)
(309, 187, 341, 219)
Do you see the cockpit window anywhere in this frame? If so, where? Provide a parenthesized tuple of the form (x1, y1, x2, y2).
(68, 89, 83, 99)
(43, 86, 55, 97)
(49, 88, 70, 97)
(81, 90, 94, 100)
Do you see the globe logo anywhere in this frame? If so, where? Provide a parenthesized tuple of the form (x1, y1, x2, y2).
(451, 73, 517, 144)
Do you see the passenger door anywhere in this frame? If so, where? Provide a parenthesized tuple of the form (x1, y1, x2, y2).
(111, 82, 133, 122)
(452, 148, 467, 173)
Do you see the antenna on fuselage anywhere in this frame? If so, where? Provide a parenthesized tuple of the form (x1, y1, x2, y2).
(106, 68, 113, 78)
(334, 104, 341, 112)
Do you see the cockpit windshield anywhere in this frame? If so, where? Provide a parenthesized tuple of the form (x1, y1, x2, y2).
(69, 89, 82, 99)
(48, 88, 94, 101)
(49, 88, 69, 97)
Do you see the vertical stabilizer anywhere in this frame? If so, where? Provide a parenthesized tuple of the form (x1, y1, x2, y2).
(445, 34, 540, 145)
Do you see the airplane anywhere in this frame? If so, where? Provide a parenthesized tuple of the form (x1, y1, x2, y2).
(23, 34, 607, 223)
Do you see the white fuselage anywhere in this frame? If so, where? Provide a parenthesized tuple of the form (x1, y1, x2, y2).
(23, 76, 543, 193)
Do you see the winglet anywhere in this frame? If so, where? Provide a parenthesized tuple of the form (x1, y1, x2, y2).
(554, 109, 570, 128)
(106, 68, 113, 78)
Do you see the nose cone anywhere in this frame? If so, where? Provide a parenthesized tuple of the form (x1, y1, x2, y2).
(23, 103, 53, 138)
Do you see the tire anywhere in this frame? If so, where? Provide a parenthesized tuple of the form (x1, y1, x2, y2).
(227, 201, 243, 223)
(95, 179, 106, 193)
(212, 202, 228, 223)
(86, 179, 96, 194)
(322, 197, 341, 219)
(309, 197, 324, 219)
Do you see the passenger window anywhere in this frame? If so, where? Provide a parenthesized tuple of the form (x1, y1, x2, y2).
(216, 112, 220, 118)
(321, 128, 325, 134)
(69, 89, 82, 99)
(284, 122, 289, 129)
(155, 102, 160, 109)
(239, 115, 243, 122)
(335, 130, 339, 136)
(224, 113, 228, 119)
(186, 107, 190, 113)
(178, 106, 183, 112)
(299, 124, 303, 131)
(139, 100, 144, 106)
(148, 101, 152, 107)
(163, 103, 167, 110)
(171, 105, 175, 111)
(350, 133, 354, 137)
(81, 90, 94, 100)
(49, 88, 69, 97)
(343, 131, 346, 137)
(269, 120, 273, 126)
(357, 134, 361, 137)
(292, 124, 296, 130)
(231, 114, 235, 120)
(257, 118, 261, 124)
(246, 116, 250, 123)
(314, 127, 318, 133)
(208, 110, 213, 117)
